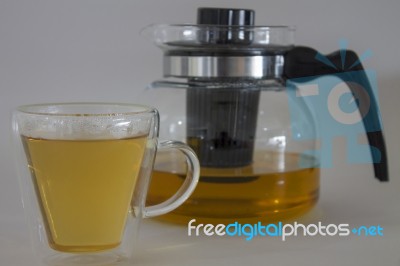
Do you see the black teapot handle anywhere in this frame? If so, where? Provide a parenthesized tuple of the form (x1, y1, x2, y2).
(284, 46, 388, 181)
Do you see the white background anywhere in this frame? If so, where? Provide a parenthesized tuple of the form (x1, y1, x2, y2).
(0, 0, 399, 265)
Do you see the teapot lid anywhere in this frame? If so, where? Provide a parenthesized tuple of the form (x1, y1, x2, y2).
(142, 8, 294, 79)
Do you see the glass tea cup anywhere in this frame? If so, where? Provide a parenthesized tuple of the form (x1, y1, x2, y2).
(12, 103, 200, 266)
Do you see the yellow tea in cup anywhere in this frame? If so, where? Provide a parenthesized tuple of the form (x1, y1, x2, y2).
(23, 135, 147, 252)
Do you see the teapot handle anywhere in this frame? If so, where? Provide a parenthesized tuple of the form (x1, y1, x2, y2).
(284, 46, 388, 181)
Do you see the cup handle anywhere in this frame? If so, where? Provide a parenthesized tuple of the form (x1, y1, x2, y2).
(143, 140, 200, 218)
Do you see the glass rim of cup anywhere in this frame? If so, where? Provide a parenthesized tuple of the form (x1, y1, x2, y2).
(15, 102, 156, 117)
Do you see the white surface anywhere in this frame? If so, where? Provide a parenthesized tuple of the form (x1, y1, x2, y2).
(1, 1, 400, 265)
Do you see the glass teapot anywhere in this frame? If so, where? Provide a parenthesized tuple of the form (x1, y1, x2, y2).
(140, 8, 388, 224)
